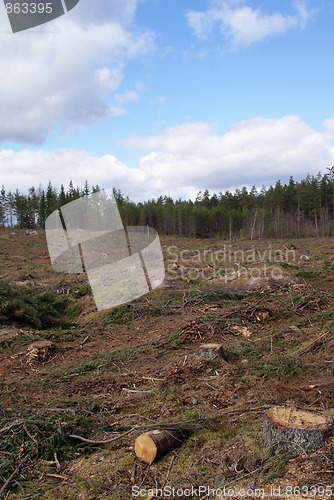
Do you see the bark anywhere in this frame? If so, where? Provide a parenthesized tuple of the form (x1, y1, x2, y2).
(263, 406, 333, 455)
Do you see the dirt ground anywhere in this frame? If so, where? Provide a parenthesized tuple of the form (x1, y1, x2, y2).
(0, 229, 333, 499)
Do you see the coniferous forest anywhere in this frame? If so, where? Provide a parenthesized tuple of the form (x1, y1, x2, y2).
(2, 169, 334, 239)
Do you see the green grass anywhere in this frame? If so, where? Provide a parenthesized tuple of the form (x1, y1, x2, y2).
(259, 354, 304, 380)
(63, 342, 155, 377)
(197, 290, 253, 302)
(229, 340, 260, 359)
(102, 301, 167, 325)
(292, 269, 322, 279)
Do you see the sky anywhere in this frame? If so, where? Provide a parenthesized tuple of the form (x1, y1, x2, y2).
(0, 0, 334, 202)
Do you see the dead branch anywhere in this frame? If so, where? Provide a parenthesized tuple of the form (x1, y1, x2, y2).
(23, 424, 38, 444)
(0, 420, 23, 434)
(76, 335, 90, 351)
(122, 388, 155, 394)
(293, 331, 330, 357)
(68, 404, 269, 446)
(68, 428, 136, 444)
(219, 404, 270, 416)
(0, 464, 21, 498)
(45, 473, 68, 480)
(299, 377, 334, 390)
(54, 452, 60, 471)
(163, 454, 176, 487)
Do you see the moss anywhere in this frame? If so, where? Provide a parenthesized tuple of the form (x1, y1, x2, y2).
(117, 450, 135, 472)
(74, 476, 105, 496)
(259, 354, 304, 380)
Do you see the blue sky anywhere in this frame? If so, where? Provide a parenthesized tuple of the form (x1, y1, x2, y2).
(0, 0, 334, 201)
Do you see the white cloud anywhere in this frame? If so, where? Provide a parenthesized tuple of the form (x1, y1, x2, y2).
(94, 68, 123, 93)
(121, 116, 334, 198)
(0, 0, 155, 144)
(323, 118, 334, 143)
(185, 0, 314, 48)
(1, 116, 334, 201)
(0, 148, 130, 191)
(114, 90, 140, 105)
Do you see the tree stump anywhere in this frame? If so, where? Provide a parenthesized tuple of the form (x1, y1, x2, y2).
(230, 325, 252, 337)
(263, 406, 333, 454)
(199, 343, 223, 359)
(198, 343, 239, 363)
(254, 309, 270, 323)
(135, 429, 185, 464)
(26, 340, 56, 364)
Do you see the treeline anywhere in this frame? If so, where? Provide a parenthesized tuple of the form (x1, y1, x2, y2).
(1, 170, 334, 239)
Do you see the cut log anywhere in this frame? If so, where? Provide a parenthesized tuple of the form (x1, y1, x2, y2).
(263, 406, 333, 455)
(135, 429, 185, 464)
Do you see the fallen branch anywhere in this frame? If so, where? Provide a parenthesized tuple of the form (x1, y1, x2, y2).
(218, 404, 270, 416)
(45, 473, 68, 480)
(163, 454, 176, 487)
(142, 376, 165, 382)
(0, 420, 23, 434)
(68, 405, 269, 446)
(299, 377, 334, 390)
(23, 424, 38, 444)
(68, 428, 135, 445)
(0, 464, 21, 498)
(122, 388, 154, 394)
(54, 452, 60, 471)
(293, 331, 330, 357)
(76, 335, 90, 351)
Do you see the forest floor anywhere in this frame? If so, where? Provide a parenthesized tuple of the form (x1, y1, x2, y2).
(0, 228, 334, 499)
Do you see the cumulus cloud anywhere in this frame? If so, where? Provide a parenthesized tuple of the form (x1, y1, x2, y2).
(1, 116, 334, 201)
(121, 116, 334, 198)
(0, 148, 130, 192)
(185, 0, 314, 48)
(0, 0, 155, 143)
